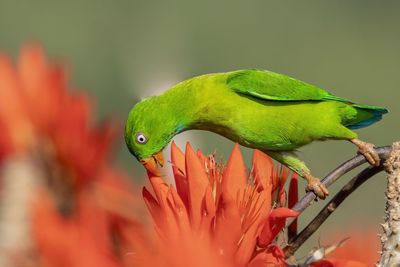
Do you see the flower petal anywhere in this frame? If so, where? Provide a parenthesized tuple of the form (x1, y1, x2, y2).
(142, 186, 161, 223)
(0, 53, 30, 157)
(247, 245, 286, 267)
(222, 143, 246, 200)
(171, 141, 188, 207)
(214, 191, 242, 261)
(277, 166, 289, 206)
(196, 149, 208, 164)
(146, 176, 169, 211)
(252, 149, 274, 192)
(168, 186, 191, 235)
(235, 191, 270, 266)
(258, 207, 299, 247)
(199, 185, 216, 235)
(185, 142, 209, 231)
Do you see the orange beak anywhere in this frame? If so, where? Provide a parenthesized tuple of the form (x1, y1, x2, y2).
(140, 151, 164, 176)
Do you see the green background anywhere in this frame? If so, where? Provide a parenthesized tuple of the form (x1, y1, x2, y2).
(1, 0, 398, 258)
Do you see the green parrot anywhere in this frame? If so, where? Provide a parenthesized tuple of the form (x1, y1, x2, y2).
(125, 69, 388, 199)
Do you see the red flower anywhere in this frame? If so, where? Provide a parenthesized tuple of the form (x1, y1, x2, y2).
(0, 45, 134, 267)
(142, 142, 298, 267)
(31, 168, 145, 267)
(0, 44, 116, 186)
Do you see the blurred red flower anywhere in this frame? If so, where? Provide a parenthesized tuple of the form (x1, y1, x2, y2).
(31, 169, 146, 267)
(0, 44, 115, 186)
(0, 44, 136, 267)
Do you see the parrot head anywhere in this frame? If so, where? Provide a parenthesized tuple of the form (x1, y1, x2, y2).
(125, 96, 177, 175)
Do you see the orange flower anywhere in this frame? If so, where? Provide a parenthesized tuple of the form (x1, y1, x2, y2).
(31, 169, 145, 267)
(0, 45, 134, 267)
(142, 142, 299, 267)
(0, 44, 116, 186)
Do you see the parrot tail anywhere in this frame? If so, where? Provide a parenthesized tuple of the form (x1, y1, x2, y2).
(347, 104, 389, 130)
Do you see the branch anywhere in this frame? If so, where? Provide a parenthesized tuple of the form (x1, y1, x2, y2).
(284, 165, 383, 258)
(290, 146, 392, 215)
(282, 145, 392, 260)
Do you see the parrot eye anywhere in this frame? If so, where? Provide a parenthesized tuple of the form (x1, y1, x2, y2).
(136, 133, 147, 144)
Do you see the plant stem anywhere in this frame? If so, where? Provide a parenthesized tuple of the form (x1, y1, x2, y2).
(284, 165, 383, 258)
(282, 145, 392, 260)
(290, 146, 391, 215)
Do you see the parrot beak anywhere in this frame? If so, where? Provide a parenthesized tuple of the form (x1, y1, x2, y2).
(140, 151, 164, 176)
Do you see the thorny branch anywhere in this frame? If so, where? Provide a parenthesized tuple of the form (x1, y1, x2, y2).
(283, 145, 392, 260)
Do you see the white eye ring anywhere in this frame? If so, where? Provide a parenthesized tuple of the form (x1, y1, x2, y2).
(136, 133, 147, 144)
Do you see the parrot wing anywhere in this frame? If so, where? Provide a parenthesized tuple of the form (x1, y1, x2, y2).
(227, 69, 350, 102)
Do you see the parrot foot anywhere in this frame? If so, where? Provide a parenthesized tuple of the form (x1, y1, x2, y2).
(350, 138, 380, 166)
(303, 172, 329, 200)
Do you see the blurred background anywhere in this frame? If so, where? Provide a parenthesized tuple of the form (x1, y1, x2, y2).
(0, 0, 398, 260)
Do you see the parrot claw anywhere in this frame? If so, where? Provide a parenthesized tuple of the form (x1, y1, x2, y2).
(304, 172, 329, 200)
(351, 139, 380, 166)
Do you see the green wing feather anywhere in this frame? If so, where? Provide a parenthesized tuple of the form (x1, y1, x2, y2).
(226, 69, 388, 129)
(226, 69, 349, 102)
